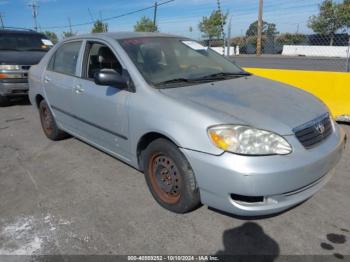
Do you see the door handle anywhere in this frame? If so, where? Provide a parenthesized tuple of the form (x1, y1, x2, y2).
(74, 84, 85, 94)
(44, 76, 51, 83)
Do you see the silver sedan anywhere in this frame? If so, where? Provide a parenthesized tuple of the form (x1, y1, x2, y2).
(29, 32, 346, 216)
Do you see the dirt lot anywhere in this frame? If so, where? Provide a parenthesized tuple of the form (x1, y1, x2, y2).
(0, 100, 349, 259)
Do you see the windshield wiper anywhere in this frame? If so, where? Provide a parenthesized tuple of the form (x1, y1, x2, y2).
(195, 72, 251, 80)
(154, 72, 252, 88)
(154, 78, 201, 87)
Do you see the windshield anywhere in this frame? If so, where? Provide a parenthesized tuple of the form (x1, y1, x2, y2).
(118, 37, 248, 88)
(0, 32, 52, 52)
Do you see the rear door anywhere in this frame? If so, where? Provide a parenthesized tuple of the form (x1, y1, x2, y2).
(70, 41, 132, 161)
(43, 41, 83, 130)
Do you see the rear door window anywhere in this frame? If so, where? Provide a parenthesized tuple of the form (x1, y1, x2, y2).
(49, 41, 82, 76)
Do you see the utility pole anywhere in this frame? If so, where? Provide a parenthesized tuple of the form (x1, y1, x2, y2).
(153, 1, 158, 32)
(347, 37, 350, 72)
(68, 17, 73, 34)
(88, 8, 95, 23)
(98, 11, 106, 32)
(0, 13, 4, 29)
(256, 0, 263, 56)
(217, 0, 226, 56)
(28, 0, 39, 31)
(227, 15, 232, 56)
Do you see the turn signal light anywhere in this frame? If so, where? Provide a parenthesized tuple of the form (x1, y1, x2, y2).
(0, 73, 9, 79)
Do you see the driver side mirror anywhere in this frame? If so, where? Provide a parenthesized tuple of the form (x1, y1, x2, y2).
(94, 69, 128, 89)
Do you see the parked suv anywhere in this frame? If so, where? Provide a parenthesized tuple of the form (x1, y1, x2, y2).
(0, 28, 52, 106)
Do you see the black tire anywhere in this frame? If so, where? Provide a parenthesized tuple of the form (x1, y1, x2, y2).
(0, 95, 10, 107)
(143, 138, 201, 213)
(39, 100, 69, 141)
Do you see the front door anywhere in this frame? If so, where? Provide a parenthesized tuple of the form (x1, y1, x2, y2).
(71, 41, 131, 161)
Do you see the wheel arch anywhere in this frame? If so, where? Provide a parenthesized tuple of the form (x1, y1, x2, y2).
(136, 132, 181, 171)
(35, 94, 45, 108)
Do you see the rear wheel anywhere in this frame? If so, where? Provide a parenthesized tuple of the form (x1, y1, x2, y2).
(0, 95, 10, 107)
(143, 138, 201, 213)
(39, 100, 69, 141)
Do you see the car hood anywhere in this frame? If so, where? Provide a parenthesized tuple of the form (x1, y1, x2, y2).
(0, 51, 46, 65)
(159, 75, 329, 135)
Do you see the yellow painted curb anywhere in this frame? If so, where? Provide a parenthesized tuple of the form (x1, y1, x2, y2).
(245, 68, 350, 120)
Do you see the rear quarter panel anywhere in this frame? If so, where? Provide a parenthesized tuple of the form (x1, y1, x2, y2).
(28, 64, 43, 106)
(28, 46, 57, 106)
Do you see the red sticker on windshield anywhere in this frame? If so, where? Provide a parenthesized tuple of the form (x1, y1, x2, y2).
(122, 38, 151, 45)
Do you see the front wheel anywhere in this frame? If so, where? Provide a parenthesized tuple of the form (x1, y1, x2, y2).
(39, 100, 69, 141)
(143, 138, 201, 213)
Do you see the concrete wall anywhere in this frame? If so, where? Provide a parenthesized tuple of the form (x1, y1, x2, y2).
(210, 46, 238, 56)
(282, 45, 350, 58)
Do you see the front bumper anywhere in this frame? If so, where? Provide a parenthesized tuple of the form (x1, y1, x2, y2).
(0, 81, 29, 96)
(181, 125, 346, 217)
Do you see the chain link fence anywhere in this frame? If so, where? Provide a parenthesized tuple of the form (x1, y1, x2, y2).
(205, 33, 350, 72)
(199, 0, 350, 74)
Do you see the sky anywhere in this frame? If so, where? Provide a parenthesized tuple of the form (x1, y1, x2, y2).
(0, 0, 345, 39)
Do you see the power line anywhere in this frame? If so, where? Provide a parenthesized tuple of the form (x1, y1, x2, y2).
(42, 0, 174, 30)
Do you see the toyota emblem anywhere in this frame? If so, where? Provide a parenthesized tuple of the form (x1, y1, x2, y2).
(315, 123, 325, 134)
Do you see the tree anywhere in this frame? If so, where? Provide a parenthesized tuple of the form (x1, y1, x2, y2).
(276, 33, 307, 45)
(266, 23, 279, 37)
(198, 10, 228, 40)
(308, 0, 346, 45)
(230, 36, 245, 46)
(91, 20, 108, 33)
(62, 31, 76, 39)
(246, 21, 278, 37)
(339, 0, 350, 28)
(134, 16, 158, 32)
(44, 31, 58, 44)
(244, 20, 279, 52)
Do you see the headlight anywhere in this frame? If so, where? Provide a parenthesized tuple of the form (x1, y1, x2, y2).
(208, 125, 292, 155)
(0, 65, 20, 71)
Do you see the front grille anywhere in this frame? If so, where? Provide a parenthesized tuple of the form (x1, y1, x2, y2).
(11, 89, 28, 94)
(293, 113, 333, 149)
(21, 65, 31, 70)
(0, 78, 28, 83)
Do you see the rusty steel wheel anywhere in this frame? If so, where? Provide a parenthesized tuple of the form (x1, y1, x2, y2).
(39, 100, 69, 141)
(148, 154, 182, 204)
(39, 102, 54, 137)
(143, 138, 201, 213)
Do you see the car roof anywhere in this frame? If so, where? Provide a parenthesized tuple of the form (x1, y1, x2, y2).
(0, 29, 45, 35)
(67, 31, 184, 41)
